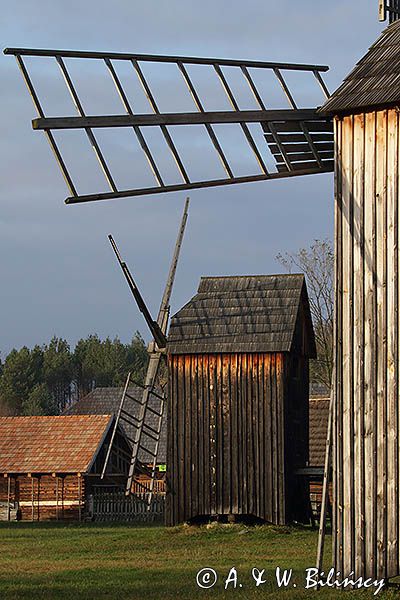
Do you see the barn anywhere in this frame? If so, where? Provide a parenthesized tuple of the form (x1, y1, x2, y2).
(166, 273, 316, 526)
(0, 415, 131, 521)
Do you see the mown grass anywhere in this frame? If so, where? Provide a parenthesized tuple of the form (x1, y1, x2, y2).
(0, 522, 396, 599)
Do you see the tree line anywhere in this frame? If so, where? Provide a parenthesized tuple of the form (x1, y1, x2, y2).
(0, 333, 149, 416)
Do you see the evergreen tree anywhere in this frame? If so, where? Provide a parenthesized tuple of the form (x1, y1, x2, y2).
(22, 383, 56, 416)
(0, 333, 149, 414)
(43, 337, 73, 412)
(0, 346, 44, 414)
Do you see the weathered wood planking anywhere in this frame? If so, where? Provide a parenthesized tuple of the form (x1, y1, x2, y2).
(166, 352, 309, 526)
(335, 108, 400, 580)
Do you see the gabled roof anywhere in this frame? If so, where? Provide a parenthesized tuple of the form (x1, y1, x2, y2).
(167, 274, 316, 356)
(65, 387, 167, 464)
(309, 397, 330, 467)
(0, 415, 113, 474)
(321, 21, 400, 114)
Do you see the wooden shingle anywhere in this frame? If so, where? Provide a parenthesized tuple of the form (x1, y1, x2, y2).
(320, 20, 400, 114)
(167, 274, 316, 355)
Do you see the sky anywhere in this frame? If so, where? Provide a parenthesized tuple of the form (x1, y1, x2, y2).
(0, 1, 383, 357)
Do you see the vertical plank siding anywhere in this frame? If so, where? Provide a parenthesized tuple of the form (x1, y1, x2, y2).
(166, 352, 308, 526)
(335, 108, 400, 580)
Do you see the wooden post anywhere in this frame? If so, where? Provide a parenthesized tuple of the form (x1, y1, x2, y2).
(61, 477, 64, 520)
(6, 475, 11, 522)
(37, 476, 40, 522)
(55, 475, 59, 521)
(30, 475, 34, 522)
(316, 383, 334, 572)
(78, 474, 82, 522)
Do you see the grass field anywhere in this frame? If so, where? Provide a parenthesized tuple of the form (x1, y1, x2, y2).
(0, 522, 396, 599)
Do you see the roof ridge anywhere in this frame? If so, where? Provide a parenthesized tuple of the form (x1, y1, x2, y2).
(200, 273, 304, 280)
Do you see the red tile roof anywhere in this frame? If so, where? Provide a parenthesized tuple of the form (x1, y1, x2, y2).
(0, 415, 113, 474)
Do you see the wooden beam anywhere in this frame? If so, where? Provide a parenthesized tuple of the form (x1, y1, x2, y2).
(31, 477, 34, 522)
(3, 47, 330, 72)
(65, 167, 333, 204)
(7, 476, 11, 522)
(32, 109, 325, 131)
(78, 474, 82, 522)
(56, 477, 59, 521)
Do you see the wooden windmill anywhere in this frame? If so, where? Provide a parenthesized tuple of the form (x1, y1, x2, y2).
(5, 0, 400, 582)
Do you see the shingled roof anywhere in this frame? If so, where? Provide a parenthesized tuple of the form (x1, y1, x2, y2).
(309, 397, 330, 467)
(0, 415, 113, 474)
(321, 20, 400, 114)
(65, 387, 167, 464)
(168, 274, 316, 355)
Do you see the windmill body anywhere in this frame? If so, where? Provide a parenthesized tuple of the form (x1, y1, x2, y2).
(320, 20, 400, 581)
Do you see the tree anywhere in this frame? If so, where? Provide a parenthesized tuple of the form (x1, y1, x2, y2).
(0, 345, 44, 414)
(22, 383, 56, 416)
(277, 239, 334, 390)
(42, 337, 74, 413)
(127, 332, 149, 383)
(73, 332, 148, 398)
(73, 334, 105, 397)
(0, 332, 150, 414)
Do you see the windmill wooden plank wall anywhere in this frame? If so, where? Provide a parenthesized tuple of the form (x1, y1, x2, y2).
(332, 109, 399, 580)
(321, 20, 400, 582)
(166, 274, 316, 526)
(168, 353, 288, 524)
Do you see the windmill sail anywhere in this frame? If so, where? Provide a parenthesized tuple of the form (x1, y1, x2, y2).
(102, 198, 189, 496)
(4, 48, 333, 203)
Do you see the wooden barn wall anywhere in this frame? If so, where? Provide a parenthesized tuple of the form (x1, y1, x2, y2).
(335, 108, 400, 580)
(166, 352, 291, 526)
(0, 474, 84, 521)
(285, 354, 310, 521)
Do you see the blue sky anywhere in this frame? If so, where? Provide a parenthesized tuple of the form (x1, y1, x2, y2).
(0, 1, 383, 356)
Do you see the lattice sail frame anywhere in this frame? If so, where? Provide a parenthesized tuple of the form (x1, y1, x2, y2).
(4, 48, 334, 203)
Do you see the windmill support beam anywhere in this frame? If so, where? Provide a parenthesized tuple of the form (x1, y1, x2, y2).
(32, 109, 325, 131)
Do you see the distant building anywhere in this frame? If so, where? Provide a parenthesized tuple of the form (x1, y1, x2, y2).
(0, 415, 130, 521)
(308, 396, 331, 518)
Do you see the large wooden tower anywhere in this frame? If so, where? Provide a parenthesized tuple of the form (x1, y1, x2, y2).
(321, 21, 400, 581)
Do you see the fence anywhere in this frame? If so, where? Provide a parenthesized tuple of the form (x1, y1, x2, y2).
(131, 478, 166, 495)
(89, 492, 165, 523)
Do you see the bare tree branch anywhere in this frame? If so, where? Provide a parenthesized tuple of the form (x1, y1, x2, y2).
(277, 239, 333, 390)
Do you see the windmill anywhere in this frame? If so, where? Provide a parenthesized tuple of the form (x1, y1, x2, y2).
(102, 197, 189, 499)
(5, 0, 400, 583)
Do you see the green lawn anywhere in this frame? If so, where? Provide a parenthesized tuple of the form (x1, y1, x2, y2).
(0, 522, 396, 599)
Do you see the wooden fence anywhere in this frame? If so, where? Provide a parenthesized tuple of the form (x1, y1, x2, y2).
(89, 492, 165, 523)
